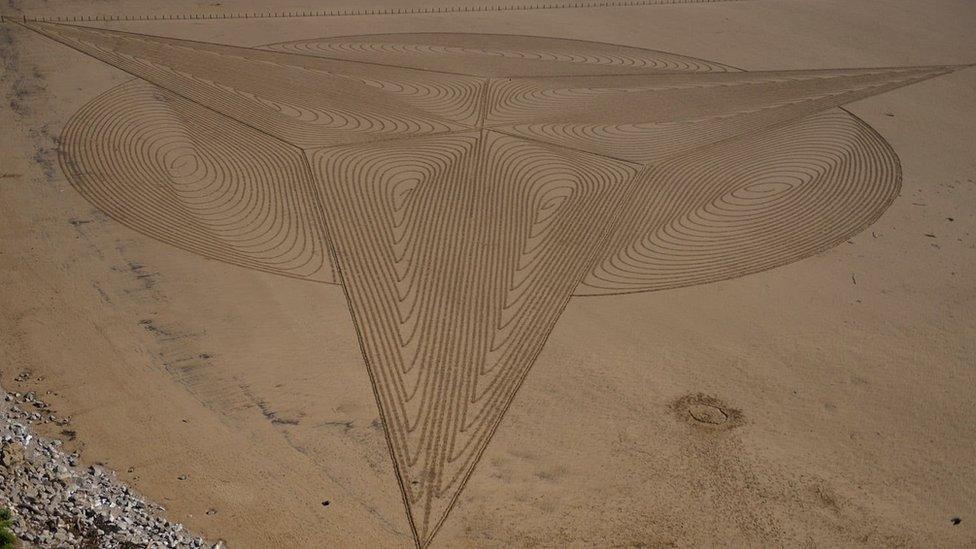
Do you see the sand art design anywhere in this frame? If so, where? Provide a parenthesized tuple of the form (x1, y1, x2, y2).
(17, 22, 967, 546)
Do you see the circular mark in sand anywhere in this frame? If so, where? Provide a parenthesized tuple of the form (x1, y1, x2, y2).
(686, 403, 729, 425)
(673, 393, 743, 430)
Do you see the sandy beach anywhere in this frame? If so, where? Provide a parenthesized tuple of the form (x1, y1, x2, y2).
(1, 1, 974, 546)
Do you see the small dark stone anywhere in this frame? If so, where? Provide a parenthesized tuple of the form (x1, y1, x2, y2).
(321, 500, 330, 507)
(950, 517, 961, 525)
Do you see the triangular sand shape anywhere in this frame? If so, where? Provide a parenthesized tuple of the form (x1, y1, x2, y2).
(309, 132, 637, 542)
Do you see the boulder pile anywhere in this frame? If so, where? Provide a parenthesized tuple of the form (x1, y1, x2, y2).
(0, 384, 218, 548)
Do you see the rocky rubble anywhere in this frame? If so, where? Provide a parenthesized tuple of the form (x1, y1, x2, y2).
(0, 383, 218, 548)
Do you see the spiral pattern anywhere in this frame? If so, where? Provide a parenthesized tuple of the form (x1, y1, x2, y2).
(264, 32, 735, 77)
(30, 22, 472, 148)
(60, 80, 334, 282)
(578, 110, 900, 294)
(484, 66, 954, 163)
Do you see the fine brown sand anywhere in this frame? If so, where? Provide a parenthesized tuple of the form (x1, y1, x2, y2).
(1, 1, 975, 547)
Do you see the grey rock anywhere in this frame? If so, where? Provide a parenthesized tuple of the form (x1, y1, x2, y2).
(0, 384, 219, 548)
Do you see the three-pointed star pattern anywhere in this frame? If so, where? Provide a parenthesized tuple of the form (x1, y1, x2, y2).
(20, 20, 966, 546)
